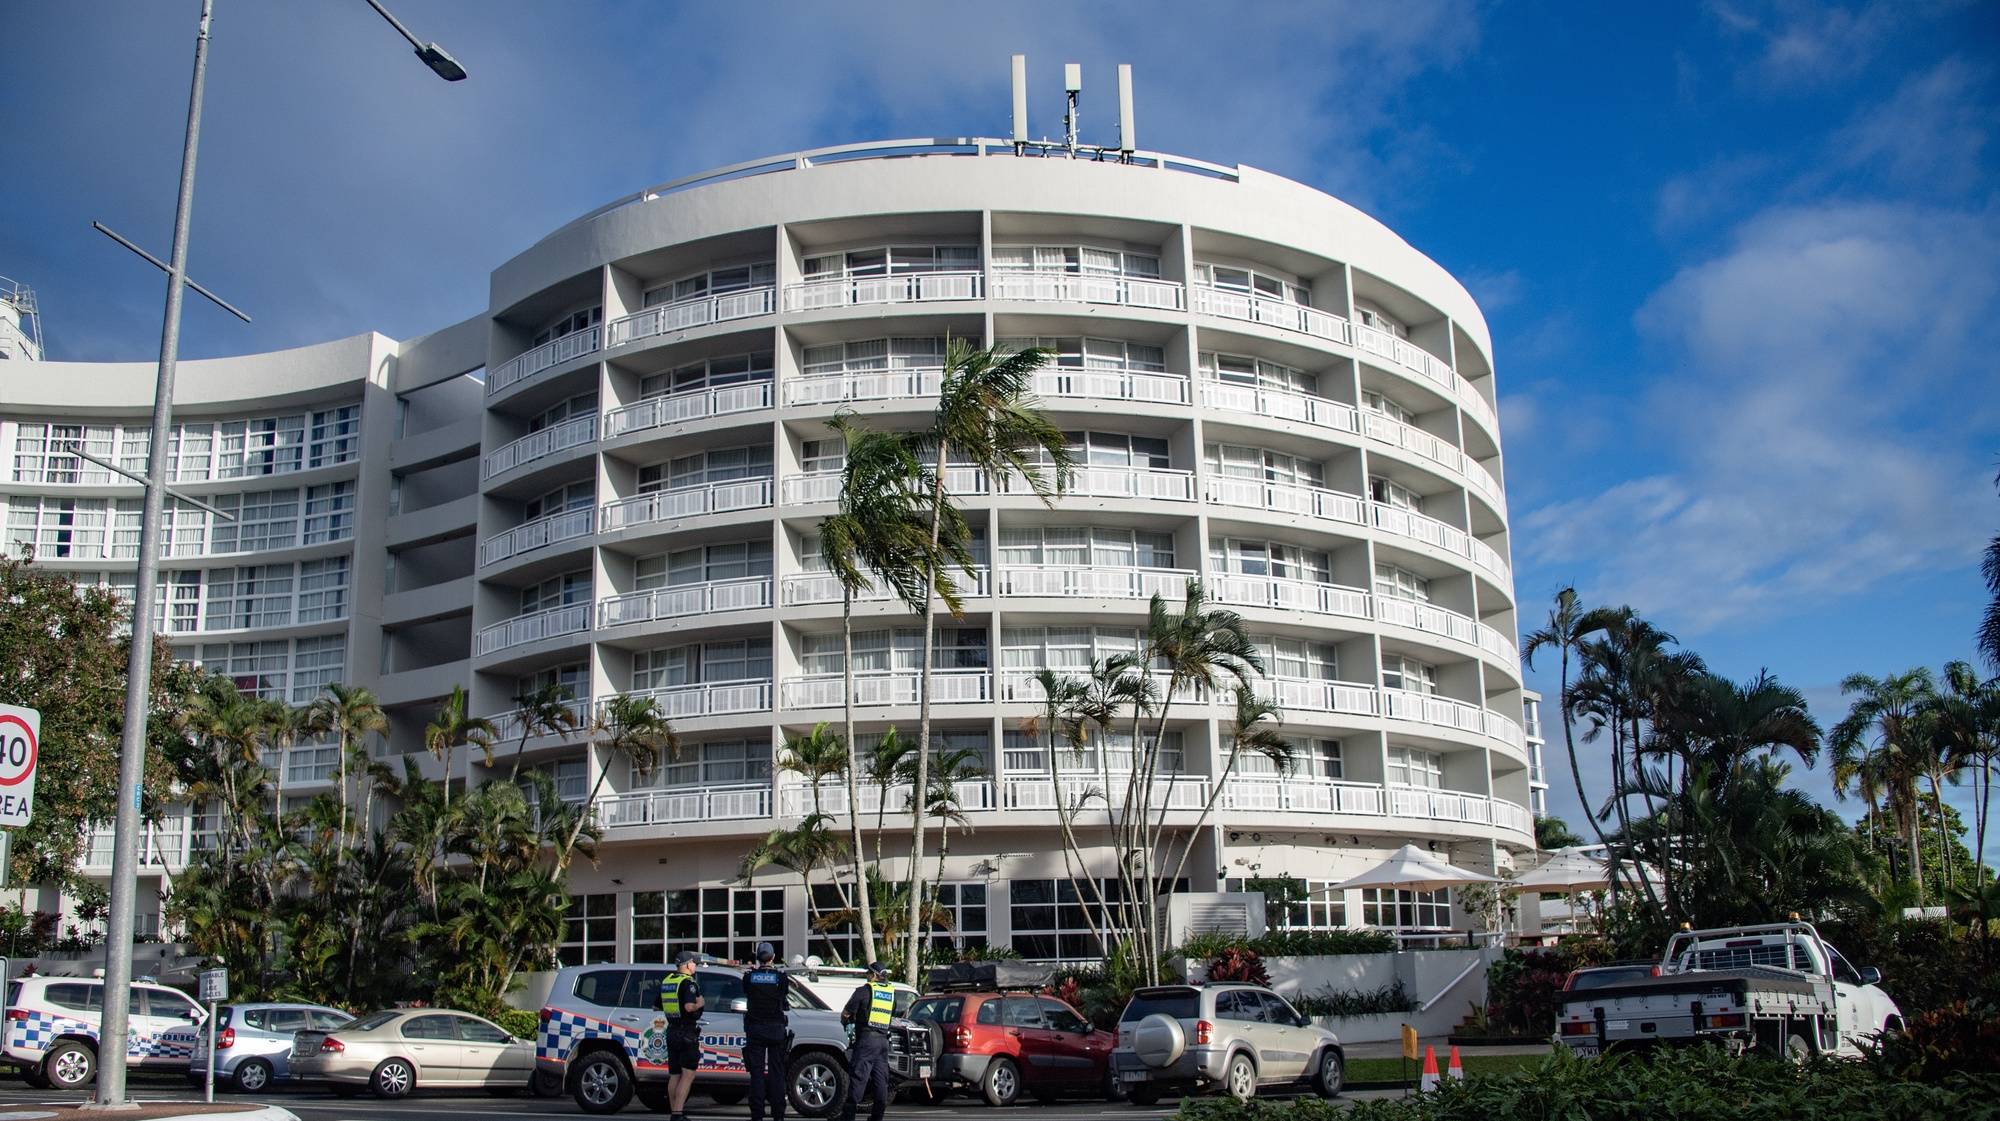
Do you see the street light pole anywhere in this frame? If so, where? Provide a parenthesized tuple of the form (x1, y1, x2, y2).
(95, 0, 213, 1105)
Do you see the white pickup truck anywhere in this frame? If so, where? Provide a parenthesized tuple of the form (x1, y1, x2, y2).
(1554, 921, 1904, 1060)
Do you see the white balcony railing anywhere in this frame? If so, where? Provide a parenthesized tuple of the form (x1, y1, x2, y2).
(604, 286, 777, 349)
(1191, 285, 1353, 343)
(780, 668, 990, 709)
(1005, 465, 1193, 502)
(1459, 388, 1500, 439)
(614, 679, 772, 719)
(785, 367, 941, 407)
(778, 778, 995, 818)
(1000, 773, 1208, 812)
(1209, 575, 1371, 621)
(1354, 322, 1454, 394)
(1033, 369, 1190, 406)
(782, 271, 983, 311)
(1199, 381, 1360, 435)
(488, 327, 602, 397)
(782, 566, 990, 606)
(475, 603, 590, 657)
(1221, 778, 1532, 837)
(599, 478, 773, 532)
(479, 506, 593, 568)
(1463, 457, 1505, 513)
(1204, 476, 1366, 526)
(485, 698, 592, 743)
(592, 784, 773, 829)
(989, 270, 1186, 310)
(996, 565, 1194, 601)
(998, 669, 1185, 705)
(1381, 688, 1487, 736)
(597, 576, 774, 628)
(602, 382, 772, 438)
(482, 414, 596, 480)
(782, 465, 987, 505)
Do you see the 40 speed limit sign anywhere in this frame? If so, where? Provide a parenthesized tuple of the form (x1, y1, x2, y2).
(0, 704, 39, 828)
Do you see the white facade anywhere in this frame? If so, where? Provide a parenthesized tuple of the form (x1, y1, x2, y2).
(3, 139, 1533, 962)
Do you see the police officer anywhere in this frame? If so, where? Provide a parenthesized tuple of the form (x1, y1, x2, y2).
(741, 942, 790, 1121)
(662, 950, 706, 1121)
(838, 961, 897, 1121)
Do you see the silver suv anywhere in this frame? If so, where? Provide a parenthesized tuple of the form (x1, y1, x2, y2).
(1112, 984, 1343, 1104)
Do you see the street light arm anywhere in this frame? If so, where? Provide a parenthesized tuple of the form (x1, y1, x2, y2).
(362, 0, 468, 81)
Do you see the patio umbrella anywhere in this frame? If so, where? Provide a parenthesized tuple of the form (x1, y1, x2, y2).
(1507, 852, 1612, 893)
(1333, 843, 1499, 892)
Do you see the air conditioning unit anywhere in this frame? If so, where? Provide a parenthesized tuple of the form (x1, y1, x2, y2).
(1166, 891, 1267, 950)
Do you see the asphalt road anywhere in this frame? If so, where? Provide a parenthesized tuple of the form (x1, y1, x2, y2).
(0, 1075, 1403, 1119)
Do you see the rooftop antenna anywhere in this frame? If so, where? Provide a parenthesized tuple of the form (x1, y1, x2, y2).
(1117, 63, 1136, 158)
(1011, 54, 1029, 153)
(1063, 63, 1082, 154)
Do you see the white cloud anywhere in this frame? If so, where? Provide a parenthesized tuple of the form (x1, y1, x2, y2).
(1833, 56, 1995, 194)
(1706, 0, 1906, 90)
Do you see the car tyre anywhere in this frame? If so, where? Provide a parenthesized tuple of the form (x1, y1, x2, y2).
(43, 1041, 96, 1091)
(982, 1056, 1022, 1107)
(572, 1050, 635, 1115)
(1129, 1084, 1163, 1106)
(1224, 1052, 1256, 1103)
(788, 1048, 849, 1118)
(637, 1085, 672, 1113)
(233, 1056, 274, 1094)
(710, 1086, 746, 1105)
(371, 1057, 415, 1099)
(1784, 1032, 1814, 1064)
(21, 1066, 50, 1090)
(532, 1066, 566, 1097)
(1313, 1050, 1343, 1099)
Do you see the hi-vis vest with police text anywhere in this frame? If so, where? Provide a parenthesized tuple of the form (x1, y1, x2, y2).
(662, 976, 697, 1019)
(866, 982, 895, 1027)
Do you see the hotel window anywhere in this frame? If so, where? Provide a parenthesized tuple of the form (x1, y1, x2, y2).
(1000, 625, 1142, 678)
(639, 351, 773, 397)
(1382, 654, 1438, 695)
(281, 740, 341, 783)
(990, 245, 1160, 277)
(1257, 636, 1338, 681)
(658, 738, 772, 789)
(307, 405, 360, 467)
(115, 425, 151, 476)
(1008, 877, 1187, 961)
(157, 502, 211, 559)
(799, 627, 987, 675)
(644, 262, 775, 307)
(798, 438, 845, 476)
(1051, 430, 1170, 471)
(290, 635, 345, 703)
(1373, 563, 1431, 603)
(11, 423, 96, 483)
(520, 570, 590, 615)
(1210, 538, 1331, 582)
(190, 640, 291, 701)
(218, 414, 307, 478)
(1227, 877, 1347, 931)
(518, 662, 589, 706)
(529, 392, 598, 433)
(523, 480, 593, 521)
(209, 489, 299, 553)
(1239, 736, 1343, 781)
(633, 638, 772, 690)
(1206, 444, 1323, 488)
(1195, 263, 1310, 305)
(1369, 475, 1424, 512)
(301, 481, 355, 545)
(560, 892, 619, 966)
(296, 556, 351, 623)
(531, 306, 602, 349)
(803, 245, 978, 277)
(1386, 746, 1444, 789)
(1001, 727, 1180, 775)
(6, 497, 108, 559)
(637, 444, 773, 493)
(809, 881, 987, 961)
(800, 336, 946, 377)
(518, 759, 588, 806)
(1361, 887, 1449, 929)
(1200, 352, 1317, 395)
(1362, 390, 1414, 425)
(1354, 302, 1408, 339)
(169, 423, 215, 481)
(634, 540, 772, 590)
(631, 886, 784, 964)
(998, 527, 1173, 569)
(204, 564, 295, 631)
(998, 337, 1167, 374)
(154, 571, 203, 634)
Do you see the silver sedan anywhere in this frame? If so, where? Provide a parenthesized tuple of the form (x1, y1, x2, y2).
(290, 1007, 536, 1099)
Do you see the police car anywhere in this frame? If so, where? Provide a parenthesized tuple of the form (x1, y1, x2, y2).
(538, 961, 934, 1116)
(3, 975, 206, 1090)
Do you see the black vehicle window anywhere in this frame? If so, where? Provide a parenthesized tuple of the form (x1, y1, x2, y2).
(264, 1009, 307, 1033)
(126, 990, 149, 1017)
(1119, 990, 1198, 1023)
(236, 1008, 262, 1030)
(1000, 997, 1045, 1029)
(45, 983, 99, 1012)
(456, 1016, 513, 1044)
(310, 1010, 353, 1031)
(5, 982, 18, 1008)
(1216, 991, 1259, 1022)
(1569, 968, 1650, 991)
(1826, 947, 1863, 986)
(700, 972, 742, 1008)
(910, 997, 964, 1025)
(345, 1010, 401, 1032)
(1266, 994, 1304, 1025)
(1040, 999, 1088, 1033)
(574, 969, 635, 1008)
(402, 1014, 457, 1040)
(975, 998, 1002, 1025)
(631, 970, 674, 1011)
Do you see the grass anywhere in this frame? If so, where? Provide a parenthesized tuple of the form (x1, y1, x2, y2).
(1344, 1053, 1544, 1085)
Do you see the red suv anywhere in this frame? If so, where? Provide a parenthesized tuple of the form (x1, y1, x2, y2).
(908, 991, 1115, 1106)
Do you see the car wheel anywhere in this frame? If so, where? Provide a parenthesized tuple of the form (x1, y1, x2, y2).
(982, 1056, 1022, 1107)
(637, 1085, 673, 1113)
(43, 1041, 96, 1091)
(21, 1065, 50, 1090)
(1313, 1050, 1343, 1099)
(788, 1049, 849, 1118)
(1101, 1066, 1127, 1103)
(532, 1066, 566, 1097)
(1784, 1032, 1814, 1064)
(1225, 1053, 1256, 1103)
(572, 1050, 635, 1115)
(710, 1086, 746, 1105)
(1129, 1084, 1163, 1106)
(233, 1057, 274, 1094)
(371, 1058, 415, 1099)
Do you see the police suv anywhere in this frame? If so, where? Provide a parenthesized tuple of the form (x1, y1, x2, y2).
(538, 962, 935, 1115)
(2, 975, 206, 1091)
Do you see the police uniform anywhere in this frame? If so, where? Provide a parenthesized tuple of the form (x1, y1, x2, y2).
(661, 972, 704, 1075)
(741, 962, 790, 1121)
(838, 978, 897, 1121)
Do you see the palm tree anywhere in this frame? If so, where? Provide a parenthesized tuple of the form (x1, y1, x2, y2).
(424, 685, 497, 821)
(307, 684, 386, 855)
(1079, 653, 1155, 940)
(1830, 668, 1937, 902)
(821, 413, 954, 964)
(1522, 589, 1617, 866)
(741, 813, 846, 938)
(865, 728, 914, 864)
(1927, 662, 1997, 930)
(780, 722, 851, 821)
(505, 681, 582, 781)
(558, 694, 678, 870)
(1021, 668, 1112, 949)
(1980, 466, 1999, 673)
(919, 745, 986, 955)
(1168, 686, 1290, 888)
(903, 337, 1070, 985)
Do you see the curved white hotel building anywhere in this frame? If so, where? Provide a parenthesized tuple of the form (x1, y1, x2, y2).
(2, 137, 1548, 960)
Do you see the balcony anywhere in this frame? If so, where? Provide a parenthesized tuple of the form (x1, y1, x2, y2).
(486, 697, 591, 743)
(1006, 464, 1194, 502)
(1353, 322, 1454, 395)
(999, 773, 1208, 812)
(598, 576, 774, 629)
(1191, 285, 1352, 343)
(778, 778, 995, 818)
(779, 668, 991, 709)
(482, 414, 596, 480)
(782, 566, 990, 606)
(1200, 381, 1359, 435)
(488, 327, 602, 398)
(476, 603, 590, 657)
(1265, 676, 1381, 717)
(998, 669, 1186, 705)
(479, 506, 592, 568)
(989, 270, 1186, 310)
(602, 382, 773, 439)
(614, 679, 772, 719)
(781, 466, 986, 505)
(599, 478, 773, 533)
(996, 565, 1194, 600)
(1486, 710, 1525, 749)
(1204, 476, 1366, 526)
(1033, 369, 1189, 406)
(604, 286, 777, 349)
(782, 271, 982, 312)
(1220, 777, 1532, 837)
(1380, 687, 1488, 736)
(1209, 574, 1370, 621)
(785, 367, 940, 407)
(591, 784, 773, 830)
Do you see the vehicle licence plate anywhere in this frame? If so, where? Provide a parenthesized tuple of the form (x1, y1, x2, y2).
(1608, 1020, 1629, 1031)
(1120, 1071, 1148, 1082)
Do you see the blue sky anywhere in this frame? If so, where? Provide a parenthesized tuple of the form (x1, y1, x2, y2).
(6, 2, 1997, 854)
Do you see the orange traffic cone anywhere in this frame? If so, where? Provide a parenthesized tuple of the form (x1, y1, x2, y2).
(1419, 1045, 1440, 1092)
(1447, 1045, 1465, 1081)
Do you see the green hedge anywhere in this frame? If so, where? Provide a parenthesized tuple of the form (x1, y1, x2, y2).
(1291, 980, 1413, 1018)
(1177, 929, 1397, 962)
(1172, 1046, 2000, 1121)
(494, 1008, 540, 1039)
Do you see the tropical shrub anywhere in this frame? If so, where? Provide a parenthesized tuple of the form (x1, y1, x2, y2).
(494, 1008, 540, 1040)
(1482, 942, 1616, 1036)
(1176, 928, 1396, 962)
(1291, 980, 1413, 1017)
(1205, 947, 1271, 986)
(1868, 1000, 2000, 1083)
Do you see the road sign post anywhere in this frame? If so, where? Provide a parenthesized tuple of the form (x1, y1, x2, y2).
(0, 705, 40, 830)
(200, 968, 228, 1102)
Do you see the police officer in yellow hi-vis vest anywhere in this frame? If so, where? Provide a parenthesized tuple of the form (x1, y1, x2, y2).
(838, 962, 896, 1121)
(661, 950, 705, 1121)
